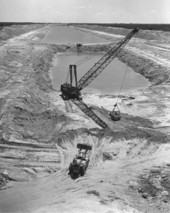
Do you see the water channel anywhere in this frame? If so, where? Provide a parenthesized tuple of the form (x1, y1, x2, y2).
(51, 54, 148, 95)
(43, 26, 106, 44)
(43, 26, 149, 94)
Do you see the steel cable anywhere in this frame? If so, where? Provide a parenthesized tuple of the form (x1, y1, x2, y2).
(115, 36, 137, 105)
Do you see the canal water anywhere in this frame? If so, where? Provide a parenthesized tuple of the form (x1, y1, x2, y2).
(51, 54, 149, 95)
(42, 26, 106, 44)
(44, 26, 148, 94)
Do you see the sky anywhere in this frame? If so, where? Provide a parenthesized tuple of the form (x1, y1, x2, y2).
(0, 0, 170, 23)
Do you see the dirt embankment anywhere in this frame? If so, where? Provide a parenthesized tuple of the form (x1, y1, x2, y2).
(0, 24, 170, 213)
(0, 25, 73, 182)
(0, 24, 48, 42)
(75, 24, 170, 41)
(73, 25, 170, 86)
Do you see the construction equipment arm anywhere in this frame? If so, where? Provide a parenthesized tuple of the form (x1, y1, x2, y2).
(71, 100, 107, 129)
(77, 28, 139, 90)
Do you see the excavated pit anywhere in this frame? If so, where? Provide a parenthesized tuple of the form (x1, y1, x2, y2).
(0, 129, 170, 213)
(0, 24, 170, 213)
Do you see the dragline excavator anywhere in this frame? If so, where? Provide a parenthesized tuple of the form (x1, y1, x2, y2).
(60, 28, 139, 129)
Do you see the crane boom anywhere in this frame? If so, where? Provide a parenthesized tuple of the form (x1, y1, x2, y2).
(77, 28, 138, 90)
(60, 28, 139, 128)
(71, 100, 107, 128)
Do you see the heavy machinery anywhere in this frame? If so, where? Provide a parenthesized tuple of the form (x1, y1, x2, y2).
(61, 28, 139, 128)
(76, 43, 82, 53)
(109, 103, 121, 121)
(68, 143, 92, 179)
(60, 65, 82, 101)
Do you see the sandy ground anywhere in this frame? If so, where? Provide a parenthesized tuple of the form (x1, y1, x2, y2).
(0, 24, 170, 213)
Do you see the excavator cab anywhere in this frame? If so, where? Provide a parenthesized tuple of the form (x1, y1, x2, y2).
(110, 104, 121, 121)
(60, 83, 82, 100)
(60, 65, 82, 101)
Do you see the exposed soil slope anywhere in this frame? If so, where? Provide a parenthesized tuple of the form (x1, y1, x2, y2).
(0, 24, 169, 213)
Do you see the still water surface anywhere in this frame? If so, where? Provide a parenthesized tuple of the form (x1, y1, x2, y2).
(51, 54, 149, 94)
(44, 26, 148, 94)
(43, 26, 106, 44)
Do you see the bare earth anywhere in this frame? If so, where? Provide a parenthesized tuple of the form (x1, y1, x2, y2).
(0, 24, 170, 213)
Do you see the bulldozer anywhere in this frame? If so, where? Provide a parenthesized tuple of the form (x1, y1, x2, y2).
(68, 143, 92, 179)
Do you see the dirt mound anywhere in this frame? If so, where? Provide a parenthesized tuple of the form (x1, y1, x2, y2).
(75, 24, 170, 41)
(0, 24, 47, 41)
(0, 26, 72, 183)
(1, 128, 169, 212)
